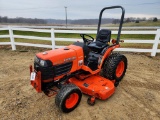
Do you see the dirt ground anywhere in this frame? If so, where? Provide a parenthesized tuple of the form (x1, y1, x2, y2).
(0, 49, 160, 120)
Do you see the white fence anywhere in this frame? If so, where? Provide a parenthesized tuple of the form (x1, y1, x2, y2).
(0, 26, 160, 56)
(0, 25, 160, 30)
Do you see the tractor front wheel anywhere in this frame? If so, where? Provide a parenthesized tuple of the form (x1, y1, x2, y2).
(55, 84, 82, 113)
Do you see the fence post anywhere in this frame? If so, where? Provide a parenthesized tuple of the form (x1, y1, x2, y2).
(151, 29, 160, 56)
(51, 28, 55, 49)
(8, 26, 16, 50)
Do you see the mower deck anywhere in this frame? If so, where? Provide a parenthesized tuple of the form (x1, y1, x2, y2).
(69, 75, 115, 100)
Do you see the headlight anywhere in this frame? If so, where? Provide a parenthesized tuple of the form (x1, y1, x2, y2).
(39, 60, 48, 67)
(34, 56, 40, 63)
(34, 56, 52, 67)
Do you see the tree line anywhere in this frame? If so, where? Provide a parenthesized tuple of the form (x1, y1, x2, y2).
(124, 17, 158, 23)
(112, 17, 158, 24)
(0, 16, 46, 24)
(0, 16, 158, 25)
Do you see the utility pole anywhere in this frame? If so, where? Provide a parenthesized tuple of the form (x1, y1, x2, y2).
(64, 6, 67, 28)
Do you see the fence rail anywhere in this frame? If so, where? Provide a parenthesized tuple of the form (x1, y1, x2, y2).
(1, 25, 160, 30)
(0, 26, 160, 56)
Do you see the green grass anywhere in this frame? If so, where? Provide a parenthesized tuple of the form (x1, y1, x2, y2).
(14, 38, 74, 46)
(0, 28, 156, 39)
(0, 30, 9, 35)
(123, 21, 160, 27)
(13, 31, 51, 37)
(106, 20, 160, 27)
(0, 30, 155, 41)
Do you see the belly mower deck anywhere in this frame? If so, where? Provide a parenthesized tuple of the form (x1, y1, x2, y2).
(69, 75, 115, 101)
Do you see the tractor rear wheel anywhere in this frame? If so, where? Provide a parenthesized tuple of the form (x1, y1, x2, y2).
(55, 84, 82, 113)
(102, 53, 127, 87)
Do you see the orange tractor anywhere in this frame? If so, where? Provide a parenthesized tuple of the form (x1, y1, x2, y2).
(30, 6, 127, 113)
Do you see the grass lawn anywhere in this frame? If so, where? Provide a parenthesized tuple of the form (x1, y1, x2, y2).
(106, 20, 160, 27)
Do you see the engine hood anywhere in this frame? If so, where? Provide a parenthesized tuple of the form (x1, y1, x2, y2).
(36, 45, 83, 66)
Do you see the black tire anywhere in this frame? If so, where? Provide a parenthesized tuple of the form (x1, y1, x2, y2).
(102, 53, 127, 86)
(55, 84, 82, 113)
(101, 53, 119, 76)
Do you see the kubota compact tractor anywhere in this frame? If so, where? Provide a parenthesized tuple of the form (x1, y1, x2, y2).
(30, 6, 127, 113)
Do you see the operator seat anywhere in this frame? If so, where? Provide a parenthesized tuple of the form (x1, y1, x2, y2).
(88, 29, 111, 53)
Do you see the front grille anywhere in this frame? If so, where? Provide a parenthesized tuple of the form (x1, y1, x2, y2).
(34, 63, 54, 80)
(34, 62, 72, 80)
(54, 62, 72, 76)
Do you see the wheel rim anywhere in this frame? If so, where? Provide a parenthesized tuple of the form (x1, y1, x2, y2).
(116, 61, 125, 77)
(65, 93, 79, 109)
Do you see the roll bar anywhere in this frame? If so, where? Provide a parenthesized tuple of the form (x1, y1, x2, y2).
(97, 6, 125, 44)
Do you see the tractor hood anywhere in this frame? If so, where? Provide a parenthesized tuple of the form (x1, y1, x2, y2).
(36, 45, 84, 66)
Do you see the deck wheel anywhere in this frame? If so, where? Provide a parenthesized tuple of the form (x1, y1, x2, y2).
(87, 97, 95, 106)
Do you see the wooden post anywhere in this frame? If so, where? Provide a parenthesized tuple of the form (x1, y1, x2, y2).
(151, 29, 160, 56)
(8, 26, 16, 50)
(51, 28, 55, 50)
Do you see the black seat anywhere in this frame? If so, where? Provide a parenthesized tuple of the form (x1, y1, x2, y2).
(88, 29, 111, 53)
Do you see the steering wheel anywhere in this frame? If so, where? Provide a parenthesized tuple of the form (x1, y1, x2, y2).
(80, 34, 94, 45)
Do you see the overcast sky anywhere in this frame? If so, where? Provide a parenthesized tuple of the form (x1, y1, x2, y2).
(0, 0, 160, 19)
